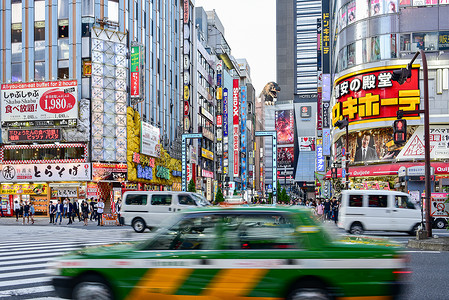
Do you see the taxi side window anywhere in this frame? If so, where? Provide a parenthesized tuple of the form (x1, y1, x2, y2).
(178, 195, 196, 206)
(395, 196, 415, 209)
(145, 215, 218, 250)
(151, 195, 172, 206)
(368, 195, 388, 207)
(349, 195, 363, 207)
(222, 213, 298, 250)
(125, 194, 147, 205)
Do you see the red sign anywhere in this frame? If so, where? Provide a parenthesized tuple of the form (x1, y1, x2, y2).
(184, 101, 189, 115)
(233, 125, 239, 177)
(183, 0, 189, 23)
(131, 72, 140, 97)
(332, 66, 420, 126)
(217, 115, 222, 127)
(40, 89, 76, 113)
(8, 129, 61, 142)
(233, 79, 239, 125)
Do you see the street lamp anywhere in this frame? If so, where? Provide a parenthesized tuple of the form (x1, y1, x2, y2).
(334, 117, 349, 190)
(391, 50, 432, 238)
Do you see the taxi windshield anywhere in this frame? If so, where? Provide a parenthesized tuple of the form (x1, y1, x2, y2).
(191, 193, 211, 207)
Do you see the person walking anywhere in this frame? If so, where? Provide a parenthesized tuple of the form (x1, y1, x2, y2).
(97, 198, 105, 226)
(315, 200, 324, 221)
(81, 200, 89, 226)
(73, 200, 81, 221)
(23, 202, 30, 225)
(323, 198, 331, 221)
(14, 200, 20, 221)
(55, 199, 63, 225)
(49, 201, 56, 224)
(29, 203, 35, 224)
(116, 199, 123, 226)
(63, 198, 68, 218)
(332, 197, 340, 224)
(19, 200, 24, 219)
(67, 200, 73, 225)
(90, 199, 97, 221)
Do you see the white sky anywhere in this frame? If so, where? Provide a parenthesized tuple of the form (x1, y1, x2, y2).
(194, 0, 276, 96)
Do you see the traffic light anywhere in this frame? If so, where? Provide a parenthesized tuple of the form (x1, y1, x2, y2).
(393, 119, 407, 144)
(391, 68, 412, 85)
(331, 167, 338, 179)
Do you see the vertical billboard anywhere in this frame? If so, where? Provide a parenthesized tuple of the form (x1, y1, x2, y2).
(141, 122, 160, 157)
(275, 110, 294, 145)
(233, 79, 240, 178)
(240, 86, 247, 190)
(130, 45, 141, 99)
(316, 139, 325, 172)
(223, 88, 229, 175)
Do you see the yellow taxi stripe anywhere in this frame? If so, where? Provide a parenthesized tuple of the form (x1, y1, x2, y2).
(337, 296, 392, 300)
(203, 268, 268, 297)
(125, 268, 192, 300)
(127, 295, 281, 300)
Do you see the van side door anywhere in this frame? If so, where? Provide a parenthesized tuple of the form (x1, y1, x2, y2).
(365, 194, 391, 231)
(150, 194, 174, 224)
(391, 195, 419, 231)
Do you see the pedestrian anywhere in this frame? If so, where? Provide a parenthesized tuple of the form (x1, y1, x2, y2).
(90, 199, 97, 221)
(116, 199, 123, 226)
(49, 201, 56, 224)
(55, 199, 63, 225)
(332, 197, 340, 224)
(23, 202, 30, 224)
(14, 200, 20, 221)
(81, 200, 89, 226)
(63, 198, 68, 218)
(97, 198, 105, 226)
(323, 198, 331, 221)
(315, 200, 324, 221)
(29, 203, 35, 224)
(67, 200, 73, 225)
(73, 200, 81, 221)
(19, 200, 24, 219)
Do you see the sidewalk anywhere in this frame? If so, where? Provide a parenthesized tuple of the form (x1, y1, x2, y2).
(407, 236, 449, 251)
(0, 216, 124, 229)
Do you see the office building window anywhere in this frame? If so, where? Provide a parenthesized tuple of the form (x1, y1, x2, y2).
(35, 61, 45, 81)
(108, 0, 119, 23)
(35, 0, 46, 21)
(58, 67, 69, 79)
(11, 62, 22, 82)
(59, 20, 69, 38)
(35, 22, 46, 41)
(58, 0, 69, 19)
(82, 0, 94, 16)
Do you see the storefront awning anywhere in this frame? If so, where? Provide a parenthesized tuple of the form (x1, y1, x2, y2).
(325, 162, 449, 179)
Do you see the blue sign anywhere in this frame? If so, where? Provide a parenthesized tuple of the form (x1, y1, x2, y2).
(223, 88, 228, 137)
(240, 86, 247, 190)
(342, 169, 346, 179)
(316, 142, 325, 172)
(182, 133, 202, 140)
(255, 131, 277, 137)
(137, 165, 153, 180)
(342, 147, 346, 157)
(217, 74, 222, 86)
(172, 170, 182, 177)
(323, 128, 331, 156)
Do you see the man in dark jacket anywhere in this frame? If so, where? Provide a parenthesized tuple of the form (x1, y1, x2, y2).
(90, 199, 97, 221)
(55, 199, 64, 225)
(67, 200, 73, 225)
(323, 198, 331, 221)
(49, 201, 56, 223)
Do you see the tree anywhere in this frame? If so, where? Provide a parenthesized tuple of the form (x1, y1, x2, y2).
(188, 179, 196, 192)
(233, 189, 238, 196)
(215, 188, 224, 204)
(280, 188, 289, 204)
(268, 192, 273, 203)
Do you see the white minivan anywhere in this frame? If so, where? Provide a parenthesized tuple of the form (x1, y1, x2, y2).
(338, 190, 421, 235)
(121, 191, 210, 232)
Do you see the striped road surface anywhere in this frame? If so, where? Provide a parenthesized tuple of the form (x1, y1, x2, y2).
(0, 225, 150, 299)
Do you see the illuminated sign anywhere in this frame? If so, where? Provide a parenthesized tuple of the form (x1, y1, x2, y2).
(233, 79, 239, 125)
(130, 46, 141, 98)
(241, 86, 247, 190)
(223, 88, 229, 137)
(8, 129, 61, 142)
(316, 139, 325, 172)
(201, 148, 214, 160)
(277, 147, 294, 167)
(276, 110, 294, 144)
(233, 125, 239, 177)
(332, 66, 420, 126)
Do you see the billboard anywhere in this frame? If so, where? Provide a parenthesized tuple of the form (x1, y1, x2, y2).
(334, 126, 418, 164)
(92, 163, 127, 181)
(396, 125, 449, 160)
(275, 110, 294, 144)
(332, 66, 420, 126)
(316, 139, 325, 172)
(0, 163, 91, 182)
(233, 79, 239, 177)
(8, 128, 61, 142)
(1, 80, 78, 122)
(130, 45, 141, 99)
(277, 147, 294, 167)
(223, 88, 228, 137)
(299, 136, 316, 151)
(240, 86, 247, 189)
(141, 122, 160, 158)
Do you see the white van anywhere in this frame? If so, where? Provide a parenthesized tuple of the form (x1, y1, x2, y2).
(121, 191, 210, 232)
(338, 190, 421, 235)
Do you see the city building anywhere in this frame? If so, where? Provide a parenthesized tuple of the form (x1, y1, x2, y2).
(0, 0, 183, 214)
(329, 0, 449, 196)
(276, 0, 322, 199)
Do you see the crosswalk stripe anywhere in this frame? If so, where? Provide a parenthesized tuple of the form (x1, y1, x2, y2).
(0, 251, 68, 262)
(0, 285, 55, 298)
(0, 263, 48, 273)
(0, 269, 48, 279)
(0, 277, 51, 288)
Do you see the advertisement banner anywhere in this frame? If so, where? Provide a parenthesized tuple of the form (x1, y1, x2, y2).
(0, 163, 91, 182)
(233, 125, 239, 177)
(323, 128, 331, 156)
(233, 79, 239, 125)
(322, 102, 330, 128)
(141, 122, 161, 158)
(333, 66, 420, 126)
(277, 147, 295, 167)
(1, 80, 78, 122)
(92, 163, 127, 181)
(87, 182, 98, 198)
(275, 110, 294, 144)
(223, 88, 228, 137)
(322, 0, 331, 74)
(8, 128, 61, 142)
(241, 86, 247, 190)
(0, 183, 48, 195)
(396, 126, 449, 160)
(316, 139, 325, 172)
(317, 92, 323, 136)
(299, 136, 316, 151)
(202, 148, 214, 160)
(56, 187, 78, 198)
(130, 46, 141, 98)
(334, 126, 418, 164)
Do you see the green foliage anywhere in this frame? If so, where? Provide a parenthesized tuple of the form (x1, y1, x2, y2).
(215, 188, 224, 203)
(280, 188, 290, 204)
(188, 179, 196, 192)
(233, 190, 238, 196)
(268, 192, 273, 203)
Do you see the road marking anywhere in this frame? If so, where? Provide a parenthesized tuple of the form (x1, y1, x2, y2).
(0, 285, 55, 298)
(402, 250, 441, 253)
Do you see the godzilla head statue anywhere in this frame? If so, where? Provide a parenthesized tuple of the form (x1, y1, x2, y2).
(260, 82, 281, 106)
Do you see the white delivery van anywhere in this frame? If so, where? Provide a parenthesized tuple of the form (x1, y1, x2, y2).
(338, 190, 421, 235)
(121, 191, 210, 232)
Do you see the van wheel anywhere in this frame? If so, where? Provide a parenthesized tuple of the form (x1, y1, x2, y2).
(350, 223, 364, 235)
(132, 218, 146, 233)
(408, 224, 420, 236)
(435, 219, 447, 229)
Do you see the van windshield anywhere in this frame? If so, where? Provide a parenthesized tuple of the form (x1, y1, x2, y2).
(192, 193, 211, 207)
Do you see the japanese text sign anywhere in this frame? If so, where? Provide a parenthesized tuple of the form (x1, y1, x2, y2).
(8, 129, 61, 142)
(0, 163, 91, 182)
(332, 66, 420, 126)
(1, 80, 78, 122)
(130, 46, 141, 98)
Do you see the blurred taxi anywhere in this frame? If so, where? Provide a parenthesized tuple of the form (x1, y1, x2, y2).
(50, 207, 407, 300)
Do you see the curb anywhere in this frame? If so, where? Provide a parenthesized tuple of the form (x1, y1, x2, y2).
(407, 238, 449, 251)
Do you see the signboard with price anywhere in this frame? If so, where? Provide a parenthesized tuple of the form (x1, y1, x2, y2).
(1, 80, 78, 122)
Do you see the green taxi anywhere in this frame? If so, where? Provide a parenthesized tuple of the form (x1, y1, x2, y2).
(50, 207, 407, 300)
